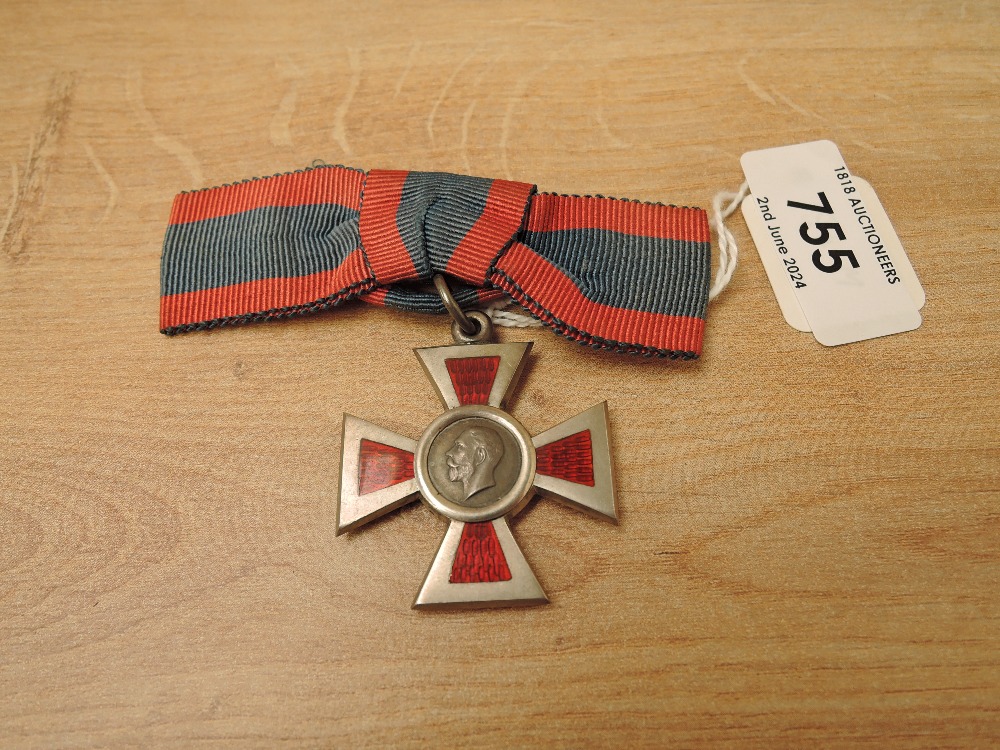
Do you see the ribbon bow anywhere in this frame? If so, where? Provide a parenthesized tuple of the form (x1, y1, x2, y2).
(160, 165, 711, 357)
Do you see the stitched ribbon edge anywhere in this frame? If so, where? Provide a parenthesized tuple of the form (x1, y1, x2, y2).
(490, 267, 702, 360)
(161, 278, 378, 335)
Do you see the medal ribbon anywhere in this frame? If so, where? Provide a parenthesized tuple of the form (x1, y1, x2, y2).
(160, 165, 711, 358)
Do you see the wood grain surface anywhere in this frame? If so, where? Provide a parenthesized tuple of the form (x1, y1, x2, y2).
(1, 1, 998, 747)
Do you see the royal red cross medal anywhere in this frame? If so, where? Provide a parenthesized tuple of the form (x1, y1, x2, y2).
(338, 305, 615, 609)
(160, 164, 712, 610)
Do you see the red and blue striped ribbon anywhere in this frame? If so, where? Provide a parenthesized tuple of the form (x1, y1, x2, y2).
(160, 165, 712, 358)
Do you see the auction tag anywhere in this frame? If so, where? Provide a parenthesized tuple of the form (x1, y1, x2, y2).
(742, 176, 925, 333)
(740, 140, 922, 346)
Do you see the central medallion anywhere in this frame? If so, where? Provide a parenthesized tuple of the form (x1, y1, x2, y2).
(416, 405, 535, 522)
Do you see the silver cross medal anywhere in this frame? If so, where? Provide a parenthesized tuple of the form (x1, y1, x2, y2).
(336, 277, 617, 609)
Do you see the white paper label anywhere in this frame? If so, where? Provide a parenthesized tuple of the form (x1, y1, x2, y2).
(740, 140, 922, 346)
(742, 176, 924, 333)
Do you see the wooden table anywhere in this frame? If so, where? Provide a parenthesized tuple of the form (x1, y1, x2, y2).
(2, 1, 997, 746)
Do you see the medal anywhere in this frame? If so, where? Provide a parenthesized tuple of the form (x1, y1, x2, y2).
(160, 165, 712, 609)
(339, 279, 615, 608)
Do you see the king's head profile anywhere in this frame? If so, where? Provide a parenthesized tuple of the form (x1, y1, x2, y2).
(444, 426, 504, 502)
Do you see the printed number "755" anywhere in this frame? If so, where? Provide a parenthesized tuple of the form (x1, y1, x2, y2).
(787, 192, 860, 274)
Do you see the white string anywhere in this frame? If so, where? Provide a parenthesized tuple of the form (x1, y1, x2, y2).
(485, 181, 750, 326)
(483, 299, 544, 328)
(709, 181, 750, 301)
